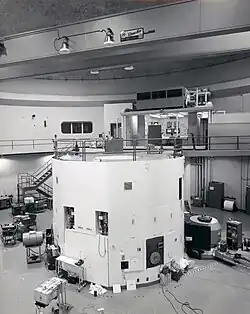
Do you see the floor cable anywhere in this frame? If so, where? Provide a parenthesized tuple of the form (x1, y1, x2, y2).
(160, 278, 204, 314)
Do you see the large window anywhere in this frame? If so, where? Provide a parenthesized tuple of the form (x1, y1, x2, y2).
(61, 121, 93, 134)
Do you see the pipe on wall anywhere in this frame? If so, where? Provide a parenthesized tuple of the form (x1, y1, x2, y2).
(240, 156, 243, 209)
(190, 158, 203, 198)
(240, 156, 250, 210)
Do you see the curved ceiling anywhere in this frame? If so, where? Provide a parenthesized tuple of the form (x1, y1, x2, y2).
(0, 0, 179, 37)
(35, 52, 250, 81)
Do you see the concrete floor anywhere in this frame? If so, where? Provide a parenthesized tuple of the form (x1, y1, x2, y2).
(1, 207, 250, 314)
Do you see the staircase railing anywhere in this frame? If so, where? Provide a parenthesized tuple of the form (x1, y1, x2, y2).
(18, 172, 53, 196)
(33, 159, 52, 178)
(36, 181, 53, 197)
(17, 142, 76, 201)
(32, 142, 73, 179)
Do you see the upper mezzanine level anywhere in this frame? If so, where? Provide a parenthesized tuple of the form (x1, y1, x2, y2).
(2, 136, 250, 158)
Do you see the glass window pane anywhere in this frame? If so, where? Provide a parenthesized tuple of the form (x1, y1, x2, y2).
(72, 122, 82, 134)
(61, 122, 71, 134)
(83, 122, 93, 134)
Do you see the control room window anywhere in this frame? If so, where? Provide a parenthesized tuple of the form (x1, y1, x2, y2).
(83, 122, 93, 134)
(61, 121, 93, 134)
(72, 122, 82, 134)
(61, 122, 71, 134)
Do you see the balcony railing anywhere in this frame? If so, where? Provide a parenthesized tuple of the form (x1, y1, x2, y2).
(0, 138, 83, 155)
(1, 135, 250, 156)
(0, 138, 53, 154)
(53, 135, 250, 161)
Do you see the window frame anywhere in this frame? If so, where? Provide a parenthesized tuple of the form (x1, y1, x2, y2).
(72, 122, 83, 134)
(61, 122, 71, 134)
(60, 121, 93, 134)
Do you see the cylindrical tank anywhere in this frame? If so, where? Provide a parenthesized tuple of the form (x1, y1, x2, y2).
(23, 231, 44, 247)
(53, 155, 185, 287)
(190, 215, 221, 247)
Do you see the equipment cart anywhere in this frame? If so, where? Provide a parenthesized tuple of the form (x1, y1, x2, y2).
(1, 223, 17, 245)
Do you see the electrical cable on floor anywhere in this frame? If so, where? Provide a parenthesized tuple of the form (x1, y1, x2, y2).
(165, 285, 203, 314)
(160, 277, 204, 314)
(161, 282, 180, 314)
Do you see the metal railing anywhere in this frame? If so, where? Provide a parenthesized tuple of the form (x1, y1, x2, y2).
(181, 135, 250, 151)
(53, 135, 250, 161)
(17, 172, 53, 201)
(0, 138, 79, 155)
(18, 172, 53, 193)
(32, 159, 52, 178)
(54, 137, 183, 161)
(16, 142, 75, 202)
(2, 135, 250, 156)
(32, 142, 74, 177)
(0, 138, 53, 149)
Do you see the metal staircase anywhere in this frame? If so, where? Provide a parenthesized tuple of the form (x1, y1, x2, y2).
(17, 142, 73, 202)
(17, 159, 52, 202)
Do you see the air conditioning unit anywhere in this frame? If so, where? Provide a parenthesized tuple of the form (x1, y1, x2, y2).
(134, 87, 211, 111)
(135, 87, 187, 111)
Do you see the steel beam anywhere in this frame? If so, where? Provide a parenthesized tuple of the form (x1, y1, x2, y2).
(121, 104, 213, 117)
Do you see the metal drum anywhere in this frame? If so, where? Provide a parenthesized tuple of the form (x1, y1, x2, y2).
(23, 231, 44, 247)
(190, 215, 221, 247)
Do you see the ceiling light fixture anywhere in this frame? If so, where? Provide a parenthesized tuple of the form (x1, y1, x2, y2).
(54, 28, 115, 54)
(103, 28, 115, 46)
(59, 37, 70, 54)
(124, 65, 134, 71)
(0, 41, 7, 57)
(90, 70, 100, 75)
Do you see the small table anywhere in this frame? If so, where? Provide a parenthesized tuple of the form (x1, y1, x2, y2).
(56, 255, 85, 292)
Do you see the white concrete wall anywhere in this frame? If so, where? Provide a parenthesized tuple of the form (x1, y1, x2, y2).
(213, 93, 250, 113)
(0, 153, 53, 199)
(52, 156, 184, 287)
(0, 105, 104, 140)
(209, 97, 250, 148)
(208, 157, 250, 210)
(213, 112, 250, 124)
(186, 156, 250, 210)
(0, 105, 104, 154)
(106, 157, 184, 286)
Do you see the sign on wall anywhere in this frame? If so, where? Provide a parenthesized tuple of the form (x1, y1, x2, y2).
(120, 28, 155, 42)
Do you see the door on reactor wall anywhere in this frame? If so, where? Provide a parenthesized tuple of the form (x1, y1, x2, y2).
(146, 236, 164, 269)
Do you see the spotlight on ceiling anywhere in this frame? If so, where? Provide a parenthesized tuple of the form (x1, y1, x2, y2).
(59, 37, 70, 54)
(90, 70, 100, 75)
(0, 42, 7, 57)
(54, 27, 115, 54)
(124, 65, 134, 71)
(103, 28, 115, 45)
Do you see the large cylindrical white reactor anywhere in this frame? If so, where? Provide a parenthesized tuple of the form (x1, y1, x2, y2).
(53, 154, 185, 287)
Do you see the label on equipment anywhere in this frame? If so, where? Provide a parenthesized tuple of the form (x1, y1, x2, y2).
(120, 28, 144, 42)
